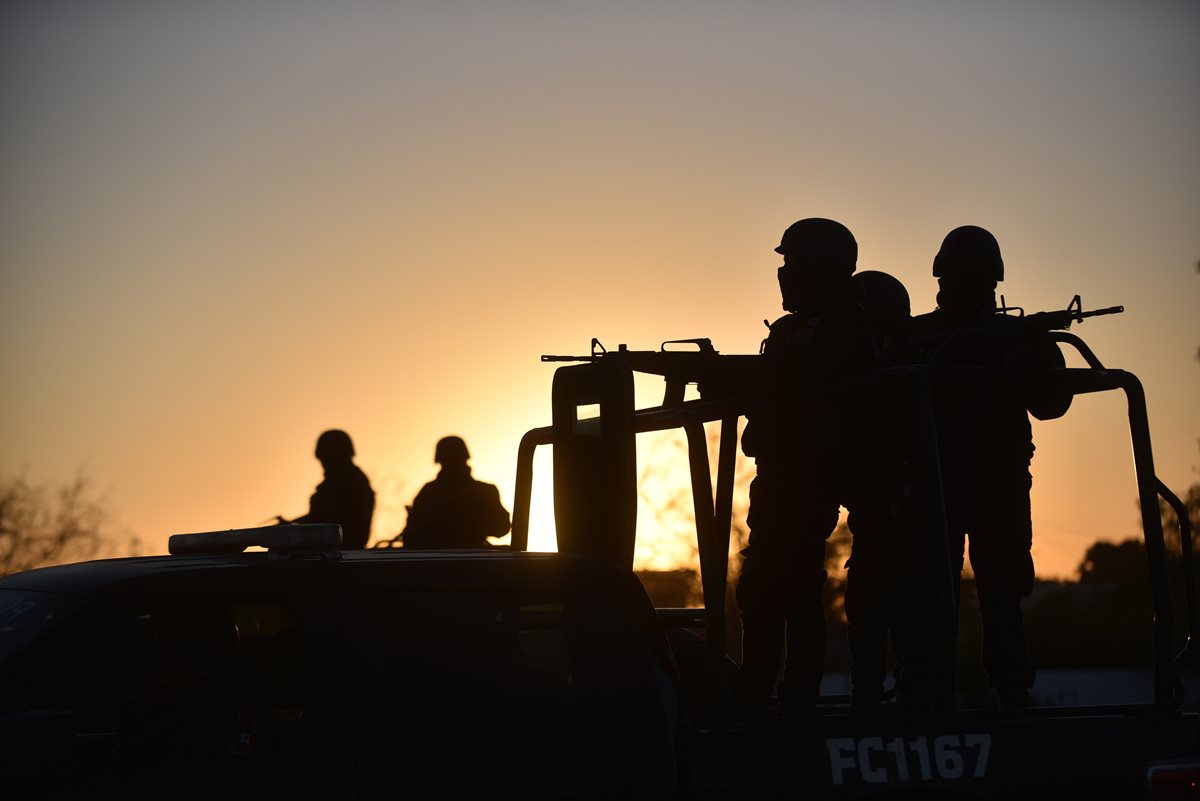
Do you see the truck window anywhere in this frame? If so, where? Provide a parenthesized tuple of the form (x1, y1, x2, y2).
(113, 602, 307, 763)
(341, 588, 655, 750)
(0, 590, 75, 665)
(8, 598, 311, 774)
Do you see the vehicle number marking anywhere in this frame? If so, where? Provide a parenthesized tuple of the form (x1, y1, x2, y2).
(827, 734, 991, 785)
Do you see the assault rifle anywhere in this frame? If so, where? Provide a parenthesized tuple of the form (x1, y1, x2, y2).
(998, 294, 1124, 331)
(542, 338, 761, 407)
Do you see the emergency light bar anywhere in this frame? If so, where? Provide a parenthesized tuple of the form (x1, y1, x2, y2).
(168, 524, 342, 556)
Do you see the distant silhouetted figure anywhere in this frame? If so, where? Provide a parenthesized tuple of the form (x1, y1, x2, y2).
(401, 436, 511, 549)
(842, 270, 918, 710)
(906, 225, 1067, 709)
(279, 429, 375, 549)
(736, 218, 877, 717)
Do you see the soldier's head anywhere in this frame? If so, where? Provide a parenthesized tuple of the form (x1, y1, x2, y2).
(434, 436, 471, 468)
(315, 429, 355, 465)
(854, 270, 910, 346)
(932, 225, 1003, 314)
(774, 218, 857, 312)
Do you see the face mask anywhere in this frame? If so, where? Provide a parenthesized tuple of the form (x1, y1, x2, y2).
(777, 265, 806, 312)
(936, 277, 997, 315)
(778, 264, 850, 312)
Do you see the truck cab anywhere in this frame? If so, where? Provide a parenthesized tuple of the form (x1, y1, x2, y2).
(0, 530, 681, 799)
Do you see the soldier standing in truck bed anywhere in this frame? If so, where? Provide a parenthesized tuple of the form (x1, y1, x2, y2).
(841, 270, 919, 711)
(736, 218, 878, 717)
(906, 225, 1069, 709)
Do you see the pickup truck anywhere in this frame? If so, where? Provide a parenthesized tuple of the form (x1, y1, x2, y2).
(3, 330, 1197, 799)
(4, 522, 1194, 801)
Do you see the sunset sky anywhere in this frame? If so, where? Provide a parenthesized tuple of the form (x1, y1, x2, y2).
(2, 1, 1197, 579)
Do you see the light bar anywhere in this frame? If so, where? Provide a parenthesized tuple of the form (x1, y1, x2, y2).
(168, 524, 342, 555)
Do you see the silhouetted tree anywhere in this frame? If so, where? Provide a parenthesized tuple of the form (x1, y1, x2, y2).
(1160, 479, 1200, 559)
(1079, 539, 1150, 585)
(0, 472, 107, 575)
(1036, 477, 1197, 669)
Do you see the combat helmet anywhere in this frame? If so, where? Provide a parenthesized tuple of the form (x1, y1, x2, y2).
(315, 429, 355, 461)
(774, 218, 858, 275)
(854, 270, 911, 326)
(932, 225, 1004, 281)
(435, 435, 470, 465)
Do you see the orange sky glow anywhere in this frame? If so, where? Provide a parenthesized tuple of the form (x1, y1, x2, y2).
(2, 2, 1198, 580)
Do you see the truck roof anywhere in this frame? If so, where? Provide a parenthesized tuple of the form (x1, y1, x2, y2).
(0, 548, 624, 600)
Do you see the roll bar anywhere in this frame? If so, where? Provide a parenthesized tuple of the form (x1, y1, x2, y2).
(512, 357, 1196, 711)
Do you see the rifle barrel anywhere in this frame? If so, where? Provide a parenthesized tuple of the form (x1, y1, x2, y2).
(541, 355, 593, 362)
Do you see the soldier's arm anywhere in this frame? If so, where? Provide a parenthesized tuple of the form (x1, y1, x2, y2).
(484, 484, 512, 538)
(1012, 335, 1072, 421)
(399, 488, 432, 547)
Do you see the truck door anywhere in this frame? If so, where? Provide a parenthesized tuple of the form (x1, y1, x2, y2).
(336, 562, 679, 800)
(1, 570, 354, 800)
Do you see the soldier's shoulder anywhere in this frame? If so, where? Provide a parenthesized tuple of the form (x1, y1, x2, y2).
(764, 313, 819, 353)
(906, 309, 946, 335)
(472, 478, 502, 496)
(351, 463, 374, 488)
(766, 312, 804, 332)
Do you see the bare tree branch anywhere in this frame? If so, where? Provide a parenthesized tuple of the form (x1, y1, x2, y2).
(0, 471, 107, 576)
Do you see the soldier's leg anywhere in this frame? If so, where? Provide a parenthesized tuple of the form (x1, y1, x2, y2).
(895, 502, 966, 714)
(892, 435, 973, 712)
(735, 476, 788, 713)
(969, 468, 1036, 702)
(736, 551, 787, 713)
(779, 500, 840, 716)
(845, 507, 892, 708)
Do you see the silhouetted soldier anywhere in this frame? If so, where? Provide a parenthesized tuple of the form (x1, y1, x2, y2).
(907, 225, 1068, 708)
(279, 429, 376, 549)
(842, 270, 918, 711)
(736, 218, 877, 717)
(401, 436, 511, 549)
